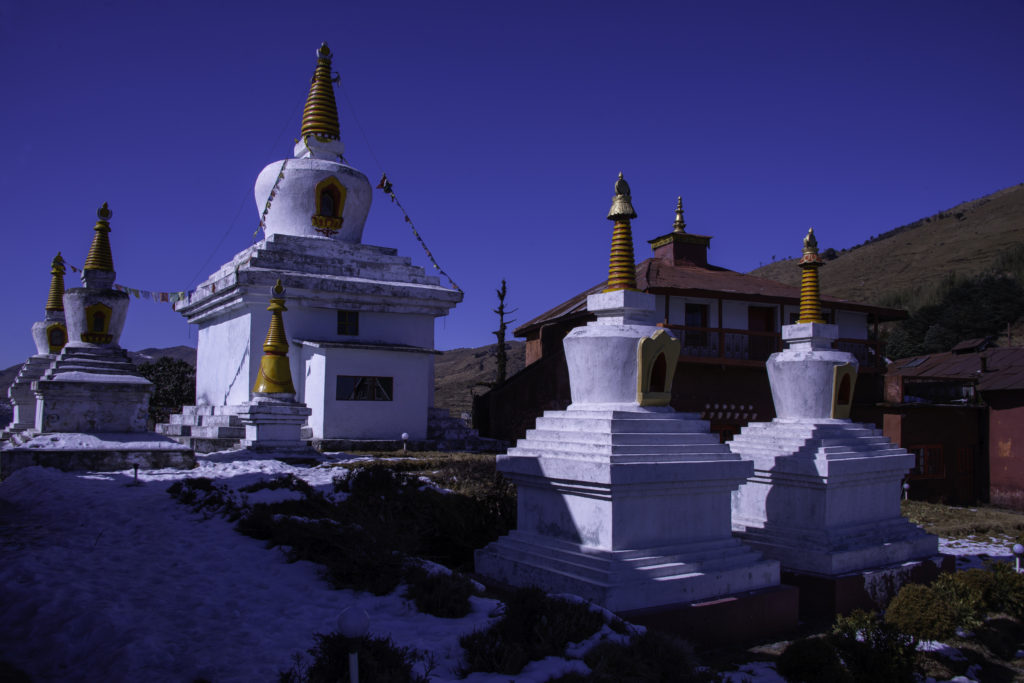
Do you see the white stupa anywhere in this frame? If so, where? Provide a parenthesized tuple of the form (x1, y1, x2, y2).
(475, 175, 779, 612)
(2, 253, 68, 440)
(730, 229, 937, 576)
(166, 43, 461, 451)
(1, 205, 195, 478)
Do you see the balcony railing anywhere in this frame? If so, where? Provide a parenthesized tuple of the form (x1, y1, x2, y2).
(659, 324, 884, 370)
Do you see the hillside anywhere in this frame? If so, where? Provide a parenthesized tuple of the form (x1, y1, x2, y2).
(433, 341, 526, 418)
(750, 183, 1024, 311)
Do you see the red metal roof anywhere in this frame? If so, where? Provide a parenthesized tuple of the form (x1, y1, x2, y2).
(888, 347, 1024, 392)
(515, 257, 906, 337)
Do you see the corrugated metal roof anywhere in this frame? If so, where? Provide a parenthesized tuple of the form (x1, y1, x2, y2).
(515, 256, 906, 337)
(888, 347, 1024, 392)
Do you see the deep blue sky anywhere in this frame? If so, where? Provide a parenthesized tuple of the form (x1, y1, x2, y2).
(1, 0, 1022, 369)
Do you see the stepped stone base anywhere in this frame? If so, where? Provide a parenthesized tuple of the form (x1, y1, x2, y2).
(476, 406, 780, 613)
(1, 432, 196, 480)
(156, 404, 248, 452)
(2, 354, 54, 439)
(237, 394, 314, 453)
(730, 418, 938, 576)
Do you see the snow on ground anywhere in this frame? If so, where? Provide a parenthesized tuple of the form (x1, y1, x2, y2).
(940, 535, 1018, 570)
(2, 452, 1021, 682)
(1, 453, 598, 682)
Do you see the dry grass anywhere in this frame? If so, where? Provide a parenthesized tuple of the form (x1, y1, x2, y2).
(901, 500, 1024, 541)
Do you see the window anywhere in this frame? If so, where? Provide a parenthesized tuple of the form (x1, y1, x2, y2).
(337, 310, 359, 336)
(908, 445, 944, 478)
(684, 303, 708, 347)
(337, 376, 393, 401)
(92, 311, 106, 332)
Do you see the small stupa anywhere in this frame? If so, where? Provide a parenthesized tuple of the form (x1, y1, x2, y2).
(476, 175, 780, 614)
(729, 228, 937, 577)
(1, 205, 194, 478)
(2, 254, 68, 440)
(235, 280, 313, 453)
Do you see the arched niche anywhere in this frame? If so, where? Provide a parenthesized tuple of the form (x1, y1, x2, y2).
(82, 303, 113, 344)
(311, 177, 347, 236)
(636, 329, 681, 406)
(830, 363, 858, 419)
(46, 323, 67, 354)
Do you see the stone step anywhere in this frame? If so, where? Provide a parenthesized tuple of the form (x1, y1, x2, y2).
(156, 424, 191, 436)
(189, 425, 245, 439)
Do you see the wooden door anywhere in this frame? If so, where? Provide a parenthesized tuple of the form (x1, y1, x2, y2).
(748, 306, 776, 361)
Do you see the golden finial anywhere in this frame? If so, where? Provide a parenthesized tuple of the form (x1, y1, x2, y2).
(797, 227, 825, 324)
(299, 42, 341, 141)
(45, 252, 66, 312)
(604, 172, 639, 292)
(252, 279, 297, 394)
(672, 196, 686, 233)
(83, 203, 115, 272)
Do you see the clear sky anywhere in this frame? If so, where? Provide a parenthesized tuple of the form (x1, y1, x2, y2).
(1, 0, 1021, 369)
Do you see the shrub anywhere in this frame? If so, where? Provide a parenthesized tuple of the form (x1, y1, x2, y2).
(402, 565, 474, 618)
(278, 631, 427, 683)
(136, 357, 195, 426)
(459, 588, 605, 675)
(775, 636, 850, 683)
(583, 630, 701, 682)
(885, 583, 957, 640)
(832, 610, 916, 683)
(968, 563, 1024, 618)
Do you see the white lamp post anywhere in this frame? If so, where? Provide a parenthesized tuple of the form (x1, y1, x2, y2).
(338, 607, 370, 683)
(1013, 544, 1023, 573)
(902, 482, 909, 501)
(401, 432, 409, 453)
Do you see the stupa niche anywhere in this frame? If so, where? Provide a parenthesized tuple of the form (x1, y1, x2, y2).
(476, 175, 781, 615)
(166, 43, 461, 451)
(1, 205, 195, 478)
(730, 228, 938, 578)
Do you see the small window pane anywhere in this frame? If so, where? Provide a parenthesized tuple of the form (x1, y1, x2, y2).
(337, 310, 359, 336)
(337, 375, 393, 401)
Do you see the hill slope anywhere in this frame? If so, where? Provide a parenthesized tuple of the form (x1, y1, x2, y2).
(750, 183, 1024, 310)
(433, 341, 525, 418)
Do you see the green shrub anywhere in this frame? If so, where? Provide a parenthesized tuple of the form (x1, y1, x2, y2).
(278, 631, 427, 683)
(775, 636, 850, 683)
(885, 583, 957, 640)
(832, 610, 916, 683)
(402, 565, 474, 618)
(969, 563, 1024, 618)
(583, 630, 701, 682)
(932, 572, 984, 633)
(459, 588, 605, 675)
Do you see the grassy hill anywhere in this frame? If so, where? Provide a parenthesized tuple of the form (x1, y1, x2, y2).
(751, 183, 1024, 312)
(433, 341, 526, 418)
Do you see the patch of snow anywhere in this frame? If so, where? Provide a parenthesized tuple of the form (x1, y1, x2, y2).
(917, 640, 967, 661)
(720, 660, 786, 682)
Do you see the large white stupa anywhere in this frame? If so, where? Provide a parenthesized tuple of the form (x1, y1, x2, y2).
(166, 43, 462, 451)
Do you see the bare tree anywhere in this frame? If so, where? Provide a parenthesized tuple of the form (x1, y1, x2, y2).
(493, 279, 517, 385)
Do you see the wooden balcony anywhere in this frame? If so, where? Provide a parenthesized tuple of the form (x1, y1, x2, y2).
(658, 324, 885, 371)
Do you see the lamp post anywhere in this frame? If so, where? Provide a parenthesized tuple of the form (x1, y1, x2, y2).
(902, 482, 909, 501)
(401, 432, 409, 453)
(1013, 544, 1023, 573)
(338, 607, 370, 683)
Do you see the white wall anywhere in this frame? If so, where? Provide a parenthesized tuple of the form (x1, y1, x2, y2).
(196, 311, 253, 406)
(836, 310, 868, 339)
(282, 306, 434, 348)
(302, 350, 327, 437)
(316, 347, 432, 440)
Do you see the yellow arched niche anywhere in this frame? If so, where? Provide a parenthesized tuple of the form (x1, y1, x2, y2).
(82, 303, 113, 344)
(311, 177, 346, 236)
(46, 323, 67, 353)
(830, 363, 858, 419)
(636, 329, 681, 406)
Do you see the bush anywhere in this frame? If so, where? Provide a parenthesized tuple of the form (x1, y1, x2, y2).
(402, 565, 474, 618)
(137, 357, 195, 426)
(966, 563, 1024, 619)
(278, 631, 427, 683)
(583, 630, 701, 682)
(832, 610, 916, 683)
(459, 588, 605, 675)
(885, 583, 957, 640)
(775, 636, 850, 683)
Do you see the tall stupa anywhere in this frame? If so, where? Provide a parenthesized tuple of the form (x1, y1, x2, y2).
(166, 43, 461, 451)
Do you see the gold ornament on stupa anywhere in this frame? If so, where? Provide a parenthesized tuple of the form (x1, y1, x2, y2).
(604, 172, 639, 292)
(83, 203, 115, 272)
(252, 279, 297, 395)
(797, 227, 826, 324)
(672, 196, 686, 234)
(300, 42, 341, 141)
(45, 252, 66, 312)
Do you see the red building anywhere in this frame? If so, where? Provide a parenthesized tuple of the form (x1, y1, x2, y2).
(883, 340, 1024, 507)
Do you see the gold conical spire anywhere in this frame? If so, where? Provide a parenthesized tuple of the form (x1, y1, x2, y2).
(83, 203, 115, 272)
(672, 196, 686, 233)
(253, 280, 297, 394)
(604, 172, 639, 292)
(797, 227, 825, 324)
(300, 42, 341, 141)
(45, 252, 66, 312)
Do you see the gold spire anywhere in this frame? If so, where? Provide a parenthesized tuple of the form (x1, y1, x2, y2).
(300, 42, 341, 141)
(252, 279, 297, 394)
(672, 196, 686, 233)
(83, 203, 115, 272)
(797, 227, 825, 324)
(604, 172, 639, 292)
(45, 252, 66, 312)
